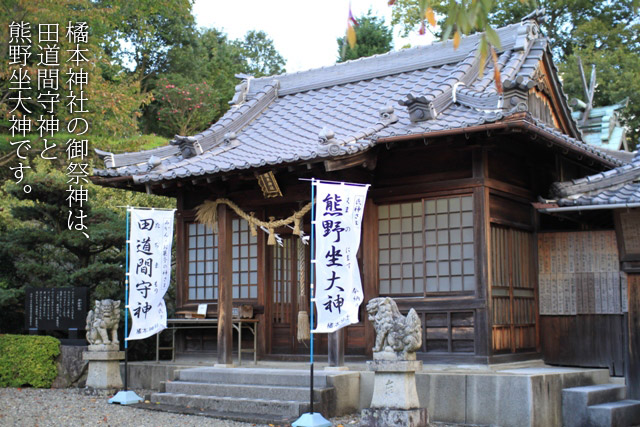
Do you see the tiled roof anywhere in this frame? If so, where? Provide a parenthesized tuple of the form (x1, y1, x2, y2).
(552, 151, 640, 206)
(93, 19, 618, 185)
(571, 98, 629, 151)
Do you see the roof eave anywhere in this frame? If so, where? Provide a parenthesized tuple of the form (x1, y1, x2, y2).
(377, 116, 619, 169)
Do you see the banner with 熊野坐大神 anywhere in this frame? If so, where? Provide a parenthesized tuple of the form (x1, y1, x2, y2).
(313, 181, 369, 333)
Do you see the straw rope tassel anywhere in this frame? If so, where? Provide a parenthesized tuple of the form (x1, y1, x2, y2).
(297, 239, 310, 341)
(195, 199, 311, 244)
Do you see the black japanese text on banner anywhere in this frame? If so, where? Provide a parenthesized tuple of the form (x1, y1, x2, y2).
(314, 182, 369, 333)
(127, 209, 174, 340)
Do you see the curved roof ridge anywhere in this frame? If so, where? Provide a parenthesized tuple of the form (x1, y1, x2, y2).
(245, 21, 533, 98)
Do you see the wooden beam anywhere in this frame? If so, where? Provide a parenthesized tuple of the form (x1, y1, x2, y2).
(217, 203, 234, 365)
(324, 150, 377, 172)
(362, 198, 378, 358)
(627, 274, 640, 399)
(175, 200, 186, 310)
(327, 329, 345, 367)
(474, 183, 491, 357)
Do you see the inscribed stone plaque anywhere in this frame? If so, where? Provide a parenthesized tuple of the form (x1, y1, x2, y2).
(25, 287, 88, 330)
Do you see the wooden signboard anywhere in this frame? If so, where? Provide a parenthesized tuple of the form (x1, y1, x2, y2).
(538, 231, 624, 315)
(619, 211, 640, 255)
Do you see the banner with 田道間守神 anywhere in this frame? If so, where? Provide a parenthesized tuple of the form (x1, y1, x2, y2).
(127, 208, 174, 341)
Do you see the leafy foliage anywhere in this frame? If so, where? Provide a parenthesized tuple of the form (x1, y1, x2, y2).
(337, 10, 394, 63)
(235, 31, 286, 77)
(0, 158, 175, 333)
(0, 334, 60, 388)
(0, 0, 153, 138)
(559, 13, 640, 149)
(95, 0, 197, 88)
(152, 75, 222, 136)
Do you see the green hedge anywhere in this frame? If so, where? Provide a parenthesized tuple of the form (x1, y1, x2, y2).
(0, 334, 60, 388)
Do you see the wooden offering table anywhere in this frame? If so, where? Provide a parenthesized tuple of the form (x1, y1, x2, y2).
(155, 318, 258, 364)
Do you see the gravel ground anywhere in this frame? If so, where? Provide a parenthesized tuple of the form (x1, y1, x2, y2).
(0, 388, 360, 427)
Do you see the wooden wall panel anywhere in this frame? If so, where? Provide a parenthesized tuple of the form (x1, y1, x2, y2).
(540, 315, 626, 376)
(538, 231, 624, 315)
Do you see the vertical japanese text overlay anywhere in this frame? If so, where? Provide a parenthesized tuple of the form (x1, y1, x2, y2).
(8, 20, 91, 237)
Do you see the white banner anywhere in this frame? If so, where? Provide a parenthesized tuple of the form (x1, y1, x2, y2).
(127, 209, 174, 340)
(314, 181, 369, 333)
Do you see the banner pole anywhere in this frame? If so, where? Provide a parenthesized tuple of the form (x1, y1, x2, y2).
(292, 179, 331, 427)
(310, 178, 316, 415)
(109, 207, 142, 405)
(124, 207, 130, 392)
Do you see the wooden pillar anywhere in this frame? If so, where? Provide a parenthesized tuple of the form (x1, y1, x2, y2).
(473, 148, 491, 358)
(362, 198, 378, 358)
(627, 274, 640, 399)
(217, 203, 233, 365)
(328, 329, 345, 367)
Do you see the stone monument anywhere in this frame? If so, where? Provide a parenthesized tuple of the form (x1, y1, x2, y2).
(82, 299, 124, 390)
(360, 297, 428, 427)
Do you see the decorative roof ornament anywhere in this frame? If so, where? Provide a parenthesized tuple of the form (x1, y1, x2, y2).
(229, 73, 254, 106)
(147, 155, 162, 169)
(223, 132, 237, 146)
(318, 127, 336, 144)
(95, 148, 116, 168)
(378, 105, 398, 124)
(521, 8, 547, 25)
(399, 94, 437, 122)
(170, 135, 202, 159)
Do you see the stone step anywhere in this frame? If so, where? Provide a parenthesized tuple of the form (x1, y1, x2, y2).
(588, 400, 640, 427)
(564, 384, 627, 406)
(134, 401, 293, 425)
(165, 380, 332, 402)
(562, 384, 628, 427)
(150, 391, 310, 419)
(175, 367, 329, 387)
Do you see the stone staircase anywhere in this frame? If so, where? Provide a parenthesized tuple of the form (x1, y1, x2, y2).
(149, 367, 338, 424)
(563, 383, 640, 427)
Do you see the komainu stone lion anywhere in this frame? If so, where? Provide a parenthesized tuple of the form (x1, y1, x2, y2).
(86, 299, 120, 346)
(366, 297, 422, 360)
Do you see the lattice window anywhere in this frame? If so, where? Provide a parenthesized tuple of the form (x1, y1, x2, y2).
(273, 238, 293, 324)
(187, 223, 218, 300)
(231, 218, 258, 299)
(378, 195, 475, 296)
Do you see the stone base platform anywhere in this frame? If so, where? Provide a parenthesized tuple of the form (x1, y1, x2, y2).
(83, 349, 124, 390)
(360, 407, 428, 427)
(120, 360, 614, 426)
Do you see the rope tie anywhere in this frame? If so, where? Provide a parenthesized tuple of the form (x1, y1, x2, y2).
(195, 198, 311, 245)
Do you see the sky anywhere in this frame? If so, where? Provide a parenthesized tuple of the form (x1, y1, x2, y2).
(192, 0, 435, 73)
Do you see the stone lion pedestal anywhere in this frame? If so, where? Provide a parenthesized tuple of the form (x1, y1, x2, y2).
(83, 299, 124, 391)
(360, 297, 428, 427)
(361, 358, 427, 427)
(83, 344, 124, 390)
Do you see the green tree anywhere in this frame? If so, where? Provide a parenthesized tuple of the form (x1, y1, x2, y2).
(0, 159, 174, 333)
(236, 30, 286, 77)
(337, 10, 394, 63)
(152, 75, 222, 136)
(96, 0, 197, 89)
(143, 27, 287, 136)
(558, 15, 640, 149)
(0, 0, 152, 138)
